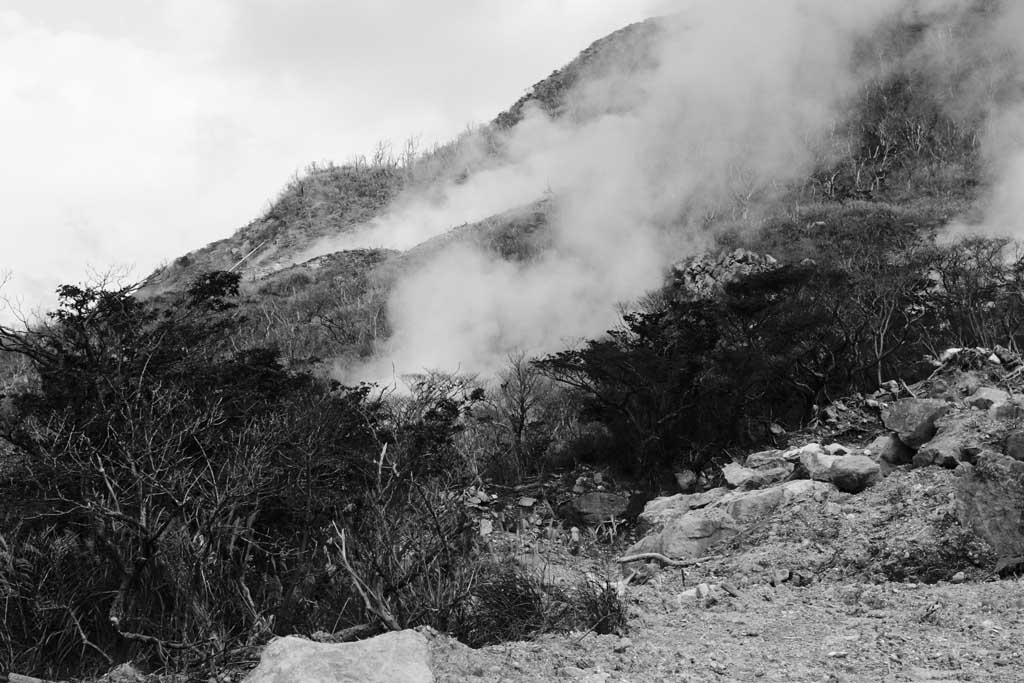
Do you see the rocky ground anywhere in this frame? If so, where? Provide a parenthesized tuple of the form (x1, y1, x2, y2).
(427, 467, 1024, 682)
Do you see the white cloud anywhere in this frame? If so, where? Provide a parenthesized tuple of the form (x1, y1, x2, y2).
(1, 1, 664, 322)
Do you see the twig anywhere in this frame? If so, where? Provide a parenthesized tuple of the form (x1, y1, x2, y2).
(615, 552, 722, 567)
(900, 379, 918, 399)
(330, 523, 402, 632)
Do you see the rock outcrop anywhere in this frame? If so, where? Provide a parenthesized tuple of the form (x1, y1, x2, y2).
(828, 455, 881, 493)
(244, 631, 434, 683)
(882, 398, 949, 449)
(955, 452, 1024, 571)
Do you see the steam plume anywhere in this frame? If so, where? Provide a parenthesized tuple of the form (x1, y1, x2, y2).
(313, 0, 1024, 383)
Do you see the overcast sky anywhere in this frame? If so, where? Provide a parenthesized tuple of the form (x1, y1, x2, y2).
(0, 0, 666, 322)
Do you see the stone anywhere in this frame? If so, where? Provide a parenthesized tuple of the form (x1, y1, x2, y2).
(720, 486, 786, 523)
(745, 450, 785, 468)
(1004, 431, 1024, 461)
(781, 443, 824, 463)
(625, 507, 740, 560)
(950, 571, 966, 584)
(882, 399, 949, 449)
(966, 387, 1010, 410)
(865, 434, 913, 468)
(638, 488, 729, 529)
(823, 443, 850, 455)
(244, 631, 433, 683)
(799, 450, 839, 482)
(722, 462, 792, 490)
(674, 469, 698, 492)
(828, 455, 881, 493)
(558, 492, 629, 526)
(629, 480, 831, 559)
(479, 519, 493, 537)
(517, 497, 537, 507)
(914, 413, 986, 469)
(955, 452, 1024, 566)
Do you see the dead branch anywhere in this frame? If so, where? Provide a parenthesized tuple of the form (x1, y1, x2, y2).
(615, 552, 722, 567)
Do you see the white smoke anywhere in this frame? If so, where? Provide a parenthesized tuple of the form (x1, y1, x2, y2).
(323, 0, 1024, 384)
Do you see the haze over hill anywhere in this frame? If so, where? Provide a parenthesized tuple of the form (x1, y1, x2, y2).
(142, 0, 1024, 385)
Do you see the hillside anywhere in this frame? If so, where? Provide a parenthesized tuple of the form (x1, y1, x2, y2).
(140, 4, 995, 378)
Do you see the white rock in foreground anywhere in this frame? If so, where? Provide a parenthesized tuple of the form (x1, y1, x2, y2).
(244, 631, 433, 683)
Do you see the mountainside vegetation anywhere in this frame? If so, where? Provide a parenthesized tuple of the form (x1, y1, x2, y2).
(3, 3, 1024, 679)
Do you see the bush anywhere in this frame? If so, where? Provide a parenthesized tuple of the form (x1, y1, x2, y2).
(0, 277, 484, 677)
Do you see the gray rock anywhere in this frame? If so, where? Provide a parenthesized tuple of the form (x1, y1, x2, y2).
(955, 452, 1024, 565)
(722, 462, 792, 490)
(674, 469, 698, 492)
(823, 443, 850, 455)
(829, 455, 881, 493)
(745, 449, 785, 468)
(558, 492, 629, 526)
(882, 399, 949, 449)
(966, 387, 1010, 410)
(914, 413, 987, 469)
(799, 449, 839, 482)
(625, 507, 740, 559)
(638, 488, 730, 530)
(865, 434, 913, 467)
(244, 631, 433, 683)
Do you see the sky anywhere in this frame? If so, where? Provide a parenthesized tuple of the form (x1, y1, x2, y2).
(0, 0, 666, 322)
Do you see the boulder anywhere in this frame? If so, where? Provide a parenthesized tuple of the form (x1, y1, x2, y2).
(914, 413, 988, 469)
(823, 443, 850, 455)
(865, 434, 913, 467)
(558, 492, 629, 526)
(882, 399, 949, 449)
(722, 462, 792, 490)
(625, 507, 740, 559)
(244, 631, 433, 683)
(954, 452, 1024, 565)
(799, 449, 839, 482)
(966, 387, 1010, 411)
(717, 480, 830, 523)
(630, 480, 832, 558)
(745, 450, 786, 468)
(638, 488, 730, 530)
(828, 455, 881, 493)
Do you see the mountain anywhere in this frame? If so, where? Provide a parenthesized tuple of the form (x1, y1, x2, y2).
(139, 3, 1006, 378)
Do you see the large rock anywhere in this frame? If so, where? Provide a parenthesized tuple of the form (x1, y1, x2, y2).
(864, 434, 913, 467)
(722, 461, 793, 490)
(628, 480, 831, 559)
(828, 455, 881, 493)
(955, 452, 1024, 566)
(798, 448, 838, 482)
(882, 399, 949, 449)
(745, 450, 786, 468)
(638, 488, 729, 530)
(557, 492, 629, 526)
(244, 631, 433, 683)
(914, 413, 988, 469)
(625, 507, 740, 559)
(718, 480, 830, 523)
